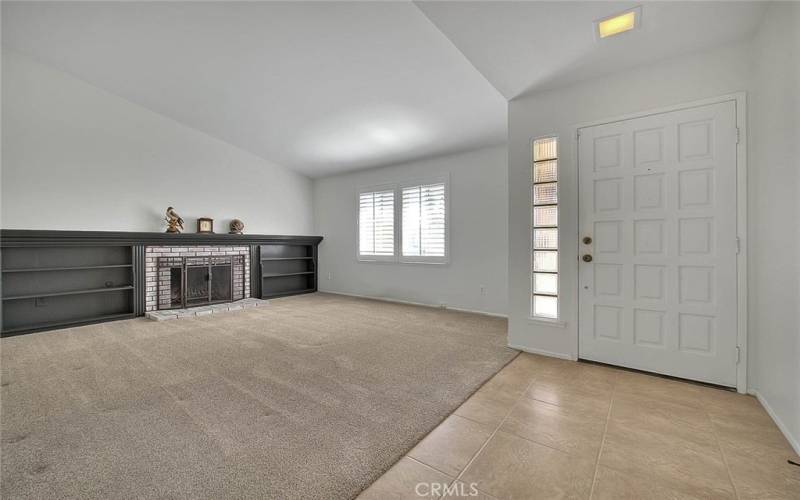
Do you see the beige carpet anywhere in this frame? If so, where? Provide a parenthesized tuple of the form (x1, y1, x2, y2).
(1, 293, 517, 499)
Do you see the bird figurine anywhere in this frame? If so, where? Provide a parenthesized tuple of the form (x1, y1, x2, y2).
(165, 207, 184, 233)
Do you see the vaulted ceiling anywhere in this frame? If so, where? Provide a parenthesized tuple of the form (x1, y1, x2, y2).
(2, 2, 767, 177)
(416, 1, 767, 99)
(2, 1, 506, 177)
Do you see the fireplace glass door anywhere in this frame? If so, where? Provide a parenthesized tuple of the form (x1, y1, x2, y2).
(210, 264, 232, 302)
(185, 263, 233, 306)
(156, 255, 244, 310)
(185, 265, 210, 306)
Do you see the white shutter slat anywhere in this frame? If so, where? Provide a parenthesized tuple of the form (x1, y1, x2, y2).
(359, 190, 394, 257)
(402, 183, 446, 259)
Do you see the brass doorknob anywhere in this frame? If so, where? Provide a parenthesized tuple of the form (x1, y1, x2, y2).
(582, 254, 593, 262)
(583, 236, 592, 245)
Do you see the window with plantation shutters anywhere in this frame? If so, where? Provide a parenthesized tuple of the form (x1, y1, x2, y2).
(531, 137, 559, 319)
(356, 179, 448, 264)
(358, 189, 394, 260)
(401, 182, 447, 263)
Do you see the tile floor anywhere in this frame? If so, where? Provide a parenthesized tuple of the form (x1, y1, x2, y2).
(358, 353, 800, 499)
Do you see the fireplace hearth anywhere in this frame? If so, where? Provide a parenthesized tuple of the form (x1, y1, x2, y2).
(157, 255, 245, 310)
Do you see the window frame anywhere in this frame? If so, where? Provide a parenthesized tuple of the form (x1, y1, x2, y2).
(398, 175, 450, 265)
(355, 176, 450, 265)
(530, 135, 560, 321)
(356, 184, 397, 262)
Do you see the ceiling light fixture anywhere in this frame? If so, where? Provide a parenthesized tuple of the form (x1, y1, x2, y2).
(595, 6, 641, 40)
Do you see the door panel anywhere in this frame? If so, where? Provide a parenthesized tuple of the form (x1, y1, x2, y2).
(578, 101, 738, 387)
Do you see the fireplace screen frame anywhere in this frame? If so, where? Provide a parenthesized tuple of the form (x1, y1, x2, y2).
(157, 255, 245, 310)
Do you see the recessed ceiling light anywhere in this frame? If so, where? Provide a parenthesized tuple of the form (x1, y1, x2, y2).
(595, 6, 642, 40)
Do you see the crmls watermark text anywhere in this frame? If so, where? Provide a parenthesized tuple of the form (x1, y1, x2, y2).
(415, 482, 480, 497)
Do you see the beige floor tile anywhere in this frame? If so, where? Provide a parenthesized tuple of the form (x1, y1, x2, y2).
(513, 352, 567, 373)
(500, 396, 606, 456)
(486, 356, 541, 394)
(408, 415, 493, 477)
(358, 457, 454, 500)
(722, 439, 800, 500)
(460, 430, 596, 500)
(609, 395, 717, 450)
(454, 385, 520, 428)
(366, 359, 799, 500)
(525, 374, 613, 415)
(612, 390, 710, 426)
(709, 404, 793, 452)
(541, 360, 620, 389)
(439, 481, 498, 499)
(592, 465, 710, 500)
(614, 371, 704, 410)
(600, 417, 735, 499)
(694, 385, 761, 415)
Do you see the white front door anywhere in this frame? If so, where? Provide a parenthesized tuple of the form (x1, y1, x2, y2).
(578, 101, 739, 387)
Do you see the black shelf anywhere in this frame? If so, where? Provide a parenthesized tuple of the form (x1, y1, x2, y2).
(262, 271, 314, 278)
(260, 257, 313, 261)
(262, 288, 316, 299)
(1, 312, 136, 336)
(258, 243, 317, 299)
(1, 244, 136, 335)
(2, 264, 133, 273)
(3, 286, 134, 301)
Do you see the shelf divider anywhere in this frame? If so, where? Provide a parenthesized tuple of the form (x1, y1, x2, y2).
(3, 285, 134, 301)
(260, 257, 313, 261)
(2, 312, 135, 336)
(2, 264, 133, 273)
(262, 271, 314, 278)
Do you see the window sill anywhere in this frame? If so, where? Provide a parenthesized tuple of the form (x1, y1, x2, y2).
(357, 256, 395, 263)
(398, 259, 449, 266)
(356, 257, 449, 266)
(527, 316, 566, 328)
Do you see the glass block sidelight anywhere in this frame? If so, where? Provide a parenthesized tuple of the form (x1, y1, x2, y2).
(533, 251, 558, 272)
(534, 228, 558, 250)
(533, 137, 558, 162)
(533, 160, 558, 183)
(531, 136, 559, 319)
(533, 295, 558, 319)
(533, 182, 558, 205)
(533, 206, 558, 227)
(533, 273, 558, 295)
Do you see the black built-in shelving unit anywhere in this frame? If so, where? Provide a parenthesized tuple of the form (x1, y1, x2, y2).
(0, 230, 322, 336)
(259, 243, 318, 298)
(1, 245, 136, 335)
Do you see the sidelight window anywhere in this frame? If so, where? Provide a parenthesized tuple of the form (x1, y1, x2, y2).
(532, 137, 559, 319)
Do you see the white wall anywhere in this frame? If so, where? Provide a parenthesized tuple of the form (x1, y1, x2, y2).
(508, 40, 754, 359)
(748, 1, 800, 452)
(314, 146, 508, 315)
(1, 49, 314, 235)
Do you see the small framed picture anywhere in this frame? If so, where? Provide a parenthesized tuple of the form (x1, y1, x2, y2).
(197, 217, 214, 234)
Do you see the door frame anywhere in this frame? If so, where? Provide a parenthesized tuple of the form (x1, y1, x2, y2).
(572, 92, 748, 393)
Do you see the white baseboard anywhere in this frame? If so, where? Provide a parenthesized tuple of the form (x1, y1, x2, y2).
(748, 389, 800, 456)
(507, 343, 576, 361)
(319, 290, 508, 318)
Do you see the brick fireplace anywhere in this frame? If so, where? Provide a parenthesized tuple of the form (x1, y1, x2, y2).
(144, 246, 250, 312)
